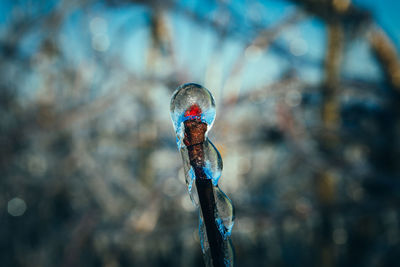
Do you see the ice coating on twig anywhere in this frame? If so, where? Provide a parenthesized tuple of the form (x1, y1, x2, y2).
(170, 83, 235, 267)
(170, 83, 216, 148)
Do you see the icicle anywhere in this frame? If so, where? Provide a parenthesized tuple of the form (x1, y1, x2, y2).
(170, 83, 235, 267)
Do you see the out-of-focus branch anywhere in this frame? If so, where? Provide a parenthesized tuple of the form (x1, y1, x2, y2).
(233, 10, 304, 71)
(367, 26, 400, 175)
(288, 0, 370, 28)
(322, 23, 343, 134)
(315, 14, 345, 267)
(368, 27, 400, 92)
(222, 10, 304, 106)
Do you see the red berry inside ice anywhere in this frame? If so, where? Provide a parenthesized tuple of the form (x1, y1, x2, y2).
(184, 104, 202, 118)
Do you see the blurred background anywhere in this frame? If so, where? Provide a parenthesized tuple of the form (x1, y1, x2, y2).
(1, 0, 400, 266)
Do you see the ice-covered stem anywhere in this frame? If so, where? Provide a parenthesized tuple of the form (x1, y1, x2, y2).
(170, 83, 234, 267)
(183, 119, 226, 267)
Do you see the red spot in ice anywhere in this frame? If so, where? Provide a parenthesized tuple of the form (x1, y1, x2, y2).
(184, 104, 202, 118)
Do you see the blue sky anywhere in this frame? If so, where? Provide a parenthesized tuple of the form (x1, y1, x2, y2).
(1, 0, 399, 46)
(0, 0, 399, 96)
(354, 0, 400, 48)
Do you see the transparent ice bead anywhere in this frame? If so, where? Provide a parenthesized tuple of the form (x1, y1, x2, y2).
(213, 186, 235, 239)
(199, 209, 235, 267)
(180, 146, 199, 206)
(203, 139, 223, 186)
(170, 83, 216, 148)
(179, 139, 223, 204)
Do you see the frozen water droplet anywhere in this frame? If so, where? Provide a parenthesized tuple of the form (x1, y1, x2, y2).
(214, 186, 235, 238)
(199, 210, 234, 267)
(170, 83, 216, 148)
(203, 140, 223, 185)
(180, 147, 199, 206)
